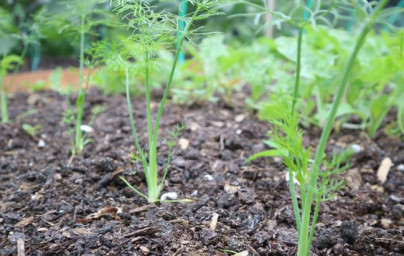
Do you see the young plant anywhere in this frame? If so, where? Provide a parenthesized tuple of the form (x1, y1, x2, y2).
(0, 56, 22, 123)
(249, 0, 395, 255)
(22, 123, 42, 138)
(103, 0, 226, 203)
(45, 0, 114, 156)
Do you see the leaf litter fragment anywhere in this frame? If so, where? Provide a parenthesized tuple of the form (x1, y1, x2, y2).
(77, 207, 119, 223)
(377, 157, 393, 184)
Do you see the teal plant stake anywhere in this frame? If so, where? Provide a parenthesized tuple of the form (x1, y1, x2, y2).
(346, 10, 356, 32)
(304, 0, 313, 21)
(31, 42, 41, 71)
(178, 0, 188, 64)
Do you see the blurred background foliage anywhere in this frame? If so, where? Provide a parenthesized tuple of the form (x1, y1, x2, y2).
(0, 0, 403, 136)
(1, 0, 403, 66)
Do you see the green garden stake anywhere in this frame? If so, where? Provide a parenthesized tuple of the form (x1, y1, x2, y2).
(31, 42, 41, 71)
(346, 10, 356, 32)
(178, 0, 188, 64)
(304, 0, 313, 21)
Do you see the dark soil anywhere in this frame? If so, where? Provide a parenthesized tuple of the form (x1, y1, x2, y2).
(1, 89, 404, 256)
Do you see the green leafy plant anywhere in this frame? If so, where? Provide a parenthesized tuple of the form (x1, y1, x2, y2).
(22, 123, 42, 137)
(0, 55, 22, 123)
(63, 103, 104, 158)
(44, 0, 115, 156)
(98, 0, 226, 203)
(248, 0, 397, 255)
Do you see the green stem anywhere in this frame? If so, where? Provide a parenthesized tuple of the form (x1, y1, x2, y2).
(145, 51, 153, 155)
(144, 51, 159, 202)
(145, 7, 200, 202)
(125, 67, 148, 174)
(298, 1, 388, 254)
(289, 3, 305, 236)
(291, 24, 304, 115)
(0, 76, 7, 123)
(1, 43, 29, 123)
(306, 194, 321, 256)
(74, 11, 86, 155)
(159, 144, 174, 192)
(8, 44, 29, 92)
(288, 171, 301, 233)
(151, 7, 200, 146)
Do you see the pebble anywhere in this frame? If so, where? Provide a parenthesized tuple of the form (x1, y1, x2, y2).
(38, 139, 46, 148)
(380, 218, 392, 229)
(80, 125, 94, 133)
(172, 156, 186, 168)
(392, 204, 404, 219)
(350, 144, 362, 153)
(160, 192, 178, 201)
(397, 164, 404, 171)
(204, 174, 214, 181)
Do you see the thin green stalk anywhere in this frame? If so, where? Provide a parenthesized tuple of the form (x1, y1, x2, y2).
(298, 1, 388, 254)
(288, 171, 301, 232)
(125, 67, 148, 174)
(146, 7, 200, 202)
(144, 50, 159, 202)
(74, 11, 86, 155)
(145, 51, 153, 154)
(291, 27, 303, 113)
(1, 44, 29, 123)
(120, 176, 149, 200)
(159, 142, 175, 191)
(151, 7, 200, 145)
(8, 44, 29, 92)
(306, 194, 321, 255)
(289, 3, 305, 236)
(0, 77, 7, 123)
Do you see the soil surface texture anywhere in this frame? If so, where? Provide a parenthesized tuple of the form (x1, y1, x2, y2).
(1, 89, 404, 256)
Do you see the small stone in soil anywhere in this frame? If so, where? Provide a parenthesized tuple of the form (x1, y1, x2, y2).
(391, 204, 404, 219)
(184, 149, 199, 160)
(172, 156, 186, 168)
(160, 192, 178, 201)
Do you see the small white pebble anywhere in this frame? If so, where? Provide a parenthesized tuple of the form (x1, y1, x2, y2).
(160, 192, 178, 201)
(80, 125, 94, 133)
(38, 139, 46, 148)
(397, 164, 404, 171)
(204, 174, 214, 181)
(190, 190, 198, 197)
(350, 144, 362, 153)
(236, 129, 242, 135)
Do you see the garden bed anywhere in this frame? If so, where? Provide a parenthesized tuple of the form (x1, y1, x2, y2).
(1, 89, 403, 255)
